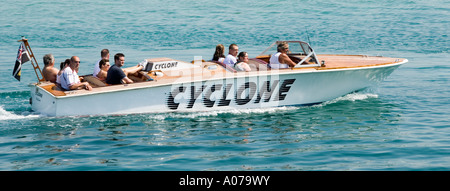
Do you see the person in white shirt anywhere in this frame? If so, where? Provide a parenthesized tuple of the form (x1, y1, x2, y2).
(234, 52, 251, 72)
(56, 59, 70, 85)
(60, 56, 92, 91)
(93, 49, 109, 77)
(223, 44, 239, 67)
(269, 42, 297, 69)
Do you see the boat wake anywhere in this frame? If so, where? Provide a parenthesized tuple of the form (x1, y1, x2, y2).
(314, 92, 379, 107)
(146, 106, 300, 120)
(0, 106, 39, 121)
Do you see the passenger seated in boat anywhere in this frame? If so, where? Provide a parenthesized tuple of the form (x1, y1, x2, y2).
(60, 56, 92, 91)
(42, 54, 59, 83)
(269, 42, 297, 69)
(223, 44, 239, 67)
(93, 49, 109, 77)
(96, 59, 110, 81)
(234, 52, 251, 72)
(56, 59, 70, 85)
(212, 44, 225, 63)
(106, 53, 144, 85)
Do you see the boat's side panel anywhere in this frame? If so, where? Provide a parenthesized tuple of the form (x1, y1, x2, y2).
(285, 63, 401, 104)
(53, 85, 170, 116)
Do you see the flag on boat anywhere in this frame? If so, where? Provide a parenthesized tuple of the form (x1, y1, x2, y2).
(12, 42, 31, 81)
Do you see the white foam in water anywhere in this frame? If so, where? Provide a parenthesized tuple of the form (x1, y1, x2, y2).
(0, 106, 39, 120)
(335, 92, 378, 102)
(147, 106, 299, 120)
(315, 92, 379, 107)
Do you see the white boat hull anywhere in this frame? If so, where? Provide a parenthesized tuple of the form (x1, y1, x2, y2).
(30, 61, 403, 117)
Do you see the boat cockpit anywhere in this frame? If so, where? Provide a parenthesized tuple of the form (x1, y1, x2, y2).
(211, 41, 322, 73)
(256, 41, 321, 68)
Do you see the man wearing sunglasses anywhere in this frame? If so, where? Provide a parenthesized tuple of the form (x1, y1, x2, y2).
(60, 56, 92, 91)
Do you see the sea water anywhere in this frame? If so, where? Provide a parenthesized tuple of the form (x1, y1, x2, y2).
(0, 0, 448, 170)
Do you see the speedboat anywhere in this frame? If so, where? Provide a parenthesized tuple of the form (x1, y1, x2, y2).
(28, 40, 407, 116)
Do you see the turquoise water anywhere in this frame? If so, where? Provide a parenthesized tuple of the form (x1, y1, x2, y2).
(0, 0, 449, 170)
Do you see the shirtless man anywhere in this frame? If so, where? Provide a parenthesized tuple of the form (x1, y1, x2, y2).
(42, 54, 59, 83)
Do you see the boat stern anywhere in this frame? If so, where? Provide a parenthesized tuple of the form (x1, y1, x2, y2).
(29, 83, 58, 116)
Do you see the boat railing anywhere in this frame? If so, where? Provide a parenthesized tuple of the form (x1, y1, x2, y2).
(293, 51, 321, 68)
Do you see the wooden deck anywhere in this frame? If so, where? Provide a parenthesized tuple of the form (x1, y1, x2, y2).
(316, 54, 405, 70)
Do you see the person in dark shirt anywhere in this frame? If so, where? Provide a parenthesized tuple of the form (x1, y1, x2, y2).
(106, 53, 144, 84)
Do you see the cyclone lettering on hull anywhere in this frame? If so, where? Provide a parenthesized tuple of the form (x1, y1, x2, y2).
(166, 79, 296, 110)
